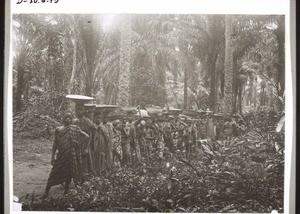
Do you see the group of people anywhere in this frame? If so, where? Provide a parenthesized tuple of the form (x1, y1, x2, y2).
(41, 102, 244, 199)
(40, 103, 111, 198)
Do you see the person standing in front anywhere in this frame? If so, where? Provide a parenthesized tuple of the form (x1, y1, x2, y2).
(41, 113, 89, 199)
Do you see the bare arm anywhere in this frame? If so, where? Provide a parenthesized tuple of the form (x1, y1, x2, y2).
(51, 129, 59, 165)
(134, 118, 143, 127)
(123, 127, 130, 137)
(84, 117, 95, 149)
(78, 129, 89, 143)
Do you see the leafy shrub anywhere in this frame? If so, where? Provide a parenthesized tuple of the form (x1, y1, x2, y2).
(14, 114, 60, 139)
(25, 128, 284, 212)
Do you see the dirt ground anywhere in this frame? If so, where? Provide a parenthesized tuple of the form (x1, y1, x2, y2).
(13, 136, 65, 201)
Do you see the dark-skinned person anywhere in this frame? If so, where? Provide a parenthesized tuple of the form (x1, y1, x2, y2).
(117, 119, 131, 166)
(126, 115, 138, 164)
(84, 104, 96, 121)
(162, 115, 176, 153)
(157, 123, 165, 164)
(135, 120, 146, 162)
(41, 112, 89, 199)
(144, 119, 157, 163)
(94, 115, 110, 173)
(112, 120, 122, 166)
(73, 104, 96, 175)
(102, 115, 114, 168)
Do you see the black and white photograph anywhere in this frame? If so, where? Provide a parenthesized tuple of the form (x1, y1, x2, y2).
(7, 0, 294, 213)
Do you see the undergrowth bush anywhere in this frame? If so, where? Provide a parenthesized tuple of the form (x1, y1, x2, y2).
(13, 114, 60, 139)
(24, 125, 284, 212)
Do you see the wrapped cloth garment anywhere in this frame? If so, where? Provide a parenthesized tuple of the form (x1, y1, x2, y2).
(103, 123, 114, 167)
(120, 127, 131, 165)
(112, 128, 122, 165)
(73, 116, 96, 173)
(126, 122, 139, 163)
(94, 124, 110, 172)
(46, 125, 87, 187)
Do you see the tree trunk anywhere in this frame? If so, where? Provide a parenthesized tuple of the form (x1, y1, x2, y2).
(68, 36, 77, 94)
(15, 64, 24, 113)
(183, 69, 188, 109)
(232, 56, 238, 114)
(85, 16, 95, 96)
(117, 14, 132, 106)
(220, 69, 225, 98)
(224, 15, 234, 114)
(79, 14, 97, 97)
(209, 56, 217, 112)
(68, 17, 78, 94)
(238, 86, 242, 114)
(275, 16, 285, 110)
(253, 78, 257, 108)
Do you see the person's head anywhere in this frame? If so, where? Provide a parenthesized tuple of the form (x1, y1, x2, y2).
(95, 115, 102, 125)
(113, 119, 120, 128)
(116, 120, 123, 130)
(140, 120, 146, 126)
(84, 108, 94, 120)
(127, 115, 133, 123)
(75, 105, 85, 118)
(103, 116, 109, 124)
(84, 109, 89, 117)
(63, 112, 73, 126)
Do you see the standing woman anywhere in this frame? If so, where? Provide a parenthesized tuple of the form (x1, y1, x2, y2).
(112, 121, 122, 166)
(41, 113, 89, 199)
(118, 119, 131, 166)
(126, 115, 137, 164)
(102, 115, 114, 168)
(66, 95, 96, 175)
(135, 121, 145, 162)
(94, 105, 118, 171)
(73, 104, 96, 174)
(94, 115, 110, 172)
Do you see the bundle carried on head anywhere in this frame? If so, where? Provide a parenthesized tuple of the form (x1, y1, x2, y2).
(66, 94, 95, 110)
(95, 105, 119, 118)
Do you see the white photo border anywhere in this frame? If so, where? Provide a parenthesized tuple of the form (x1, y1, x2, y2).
(6, 0, 294, 213)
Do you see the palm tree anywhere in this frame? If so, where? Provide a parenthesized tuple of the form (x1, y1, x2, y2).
(182, 15, 224, 112)
(13, 15, 48, 113)
(224, 15, 234, 114)
(76, 14, 102, 96)
(67, 15, 78, 94)
(130, 14, 182, 106)
(117, 14, 132, 106)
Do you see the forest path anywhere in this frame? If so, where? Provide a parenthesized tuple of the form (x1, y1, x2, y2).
(13, 137, 63, 202)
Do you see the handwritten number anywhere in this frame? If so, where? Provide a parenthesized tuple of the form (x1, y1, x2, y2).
(17, 0, 59, 4)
